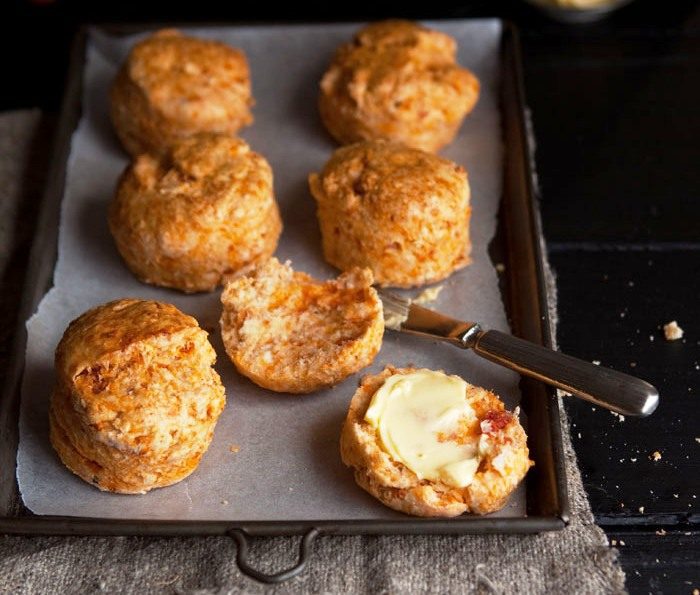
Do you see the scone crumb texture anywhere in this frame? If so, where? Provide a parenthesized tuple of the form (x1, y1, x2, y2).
(663, 320, 684, 341)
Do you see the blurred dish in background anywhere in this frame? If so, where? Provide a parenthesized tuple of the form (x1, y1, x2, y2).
(524, 0, 634, 23)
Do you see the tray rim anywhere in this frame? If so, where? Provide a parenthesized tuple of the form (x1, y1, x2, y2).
(0, 20, 569, 538)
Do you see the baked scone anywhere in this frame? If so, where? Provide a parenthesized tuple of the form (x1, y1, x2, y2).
(309, 140, 471, 288)
(341, 366, 533, 517)
(110, 29, 253, 156)
(49, 299, 226, 494)
(220, 258, 383, 394)
(319, 20, 480, 152)
(109, 133, 282, 293)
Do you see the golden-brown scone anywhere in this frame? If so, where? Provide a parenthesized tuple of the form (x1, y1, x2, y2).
(340, 366, 533, 517)
(109, 133, 282, 293)
(220, 258, 383, 394)
(319, 20, 480, 152)
(110, 29, 253, 156)
(309, 140, 471, 288)
(49, 299, 226, 494)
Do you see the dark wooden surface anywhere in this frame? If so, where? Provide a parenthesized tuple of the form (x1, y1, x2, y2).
(3, 0, 700, 592)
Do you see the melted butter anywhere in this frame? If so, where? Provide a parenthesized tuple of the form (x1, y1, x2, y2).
(365, 370, 480, 488)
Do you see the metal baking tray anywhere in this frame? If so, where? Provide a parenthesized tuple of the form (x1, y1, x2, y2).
(0, 22, 568, 583)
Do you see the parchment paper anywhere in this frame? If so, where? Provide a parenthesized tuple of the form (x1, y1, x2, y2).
(17, 20, 526, 520)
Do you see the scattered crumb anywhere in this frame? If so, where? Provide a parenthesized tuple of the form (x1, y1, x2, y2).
(619, 540, 626, 546)
(495, 263, 506, 273)
(663, 320, 684, 341)
(592, 360, 601, 366)
(651, 451, 662, 461)
(221, 499, 228, 505)
(413, 285, 444, 305)
(591, 407, 596, 411)
(630, 458, 637, 462)
(696, 438, 700, 444)
(620, 502, 625, 508)
(610, 411, 625, 422)
(577, 432, 582, 439)
(630, 362, 637, 368)
(620, 312, 626, 318)
(673, 494, 679, 498)
(610, 539, 617, 546)
(229, 444, 240, 453)
(649, 335, 655, 342)
(639, 506, 645, 513)
(656, 529, 666, 536)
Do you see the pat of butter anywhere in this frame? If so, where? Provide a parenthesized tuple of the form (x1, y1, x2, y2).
(365, 371, 479, 488)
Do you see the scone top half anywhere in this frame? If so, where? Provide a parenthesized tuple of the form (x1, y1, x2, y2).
(310, 140, 471, 288)
(319, 20, 480, 152)
(51, 299, 226, 494)
(220, 258, 384, 394)
(111, 29, 254, 156)
(340, 366, 533, 517)
(109, 133, 282, 293)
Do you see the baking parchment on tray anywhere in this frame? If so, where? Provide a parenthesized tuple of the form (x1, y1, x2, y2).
(16, 20, 525, 521)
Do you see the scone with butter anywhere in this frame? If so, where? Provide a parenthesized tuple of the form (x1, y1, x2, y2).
(220, 258, 383, 394)
(111, 29, 253, 156)
(309, 140, 471, 288)
(319, 20, 480, 152)
(340, 366, 532, 516)
(49, 299, 226, 494)
(109, 133, 282, 293)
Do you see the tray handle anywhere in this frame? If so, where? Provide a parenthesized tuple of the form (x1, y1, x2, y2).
(228, 527, 319, 584)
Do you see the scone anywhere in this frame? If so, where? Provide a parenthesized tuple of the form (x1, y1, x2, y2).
(319, 20, 480, 152)
(220, 258, 383, 394)
(110, 29, 253, 156)
(341, 366, 533, 517)
(109, 133, 282, 293)
(49, 299, 226, 494)
(309, 140, 471, 288)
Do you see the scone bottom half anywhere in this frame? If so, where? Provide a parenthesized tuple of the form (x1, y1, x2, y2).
(110, 29, 254, 157)
(50, 299, 226, 494)
(220, 257, 384, 394)
(340, 366, 533, 517)
(109, 133, 282, 294)
(309, 140, 472, 288)
(318, 20, 480, 152)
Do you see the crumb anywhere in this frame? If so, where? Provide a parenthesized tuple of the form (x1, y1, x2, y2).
(610, 411, 625, 422)
(413, 285, 444, 305)
(578, 432, 582, 439)
(620, 312, 626, 318)
(630, 362, 637, 368)
(630, 458, 637, 462)
(639, 506, 645, 513)
(591, 407, 596, 411)
(221, 499, 228, 505)
(495, 263, 506, 273)
(619, 540, 625, 546)
(655, 529, 666, 536)
(696, 438, 700, 444)
(610, 539, 617, 546)
(649, 335, 655, 342)
(592, 360, 601, 366)
(673, 494, 679, 498)
(620, 502, 625, 508)
(663, 320, 684, 341)
(229, 444, 240, 453)
(651, 451, 662, 461)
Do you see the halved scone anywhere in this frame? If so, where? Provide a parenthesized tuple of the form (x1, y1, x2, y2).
(219, 258, 384, 393)
(340, 366, 533, 516)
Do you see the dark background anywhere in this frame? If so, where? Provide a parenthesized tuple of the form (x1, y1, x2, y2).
(3, 0, 700, 592)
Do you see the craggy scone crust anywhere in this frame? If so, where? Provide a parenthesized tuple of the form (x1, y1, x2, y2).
(309, 140, 471, 288)
(109, 133, 282, 293)
(110, 29, 253, 156)
(319, 20, 480, 152)
(220, 258, 384, 394)
(340, 366, 533, 517)
(49, 299, 226, 494)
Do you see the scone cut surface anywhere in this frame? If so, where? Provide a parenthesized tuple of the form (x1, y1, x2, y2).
(110, 29, 253, 156)
(310, 140, 471, 287)
(319, 20, 480, 152)
(50, 299, 226, 494)
(220, 258, 384, 394)
(109, 133, 282, 293)
(340, 366, 533, 517)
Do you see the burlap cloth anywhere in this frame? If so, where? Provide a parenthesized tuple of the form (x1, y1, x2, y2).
(0, 111, 625, 594)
